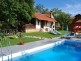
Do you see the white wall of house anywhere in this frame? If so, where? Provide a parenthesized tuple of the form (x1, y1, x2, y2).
(52, 22, 55, 30)
(36, 19, 41, 29)
(47, 22, 51, 27)
(44, 22, 51, 31)
(35, 19, 56, 32)
(44, 22, 56, 31)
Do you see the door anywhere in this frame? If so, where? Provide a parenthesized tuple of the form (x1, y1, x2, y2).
(41, 21, 45, 28)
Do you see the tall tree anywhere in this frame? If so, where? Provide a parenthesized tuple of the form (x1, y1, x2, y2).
(26, 0, 35, 18)
(35, 4, 49, 14)
(0, 0, 35, 29)
(17, 0, 35, 22)
(51, 8, 72, 30)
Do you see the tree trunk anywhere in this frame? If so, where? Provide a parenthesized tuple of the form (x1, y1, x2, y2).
(62, 26, 64, 30)
(61, 24, 64, 30)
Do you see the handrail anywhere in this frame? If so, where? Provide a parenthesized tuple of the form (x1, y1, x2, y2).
(0, 41, 13, 61)
(8, 41, 12, 61)
(0, 43, 3, 61)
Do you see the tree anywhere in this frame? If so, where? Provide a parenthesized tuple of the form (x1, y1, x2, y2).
(17, 0, 35, 22)
(0, 0, 17, 29)
(59, 12, 72, 30)
(50, 8, 62, 15)
(0, 0, 35, 29)
(51, 8, 72, 30)
(26, 0, 35, 18)
(35, 4, 49, 14)
(43, 8, 49, 14)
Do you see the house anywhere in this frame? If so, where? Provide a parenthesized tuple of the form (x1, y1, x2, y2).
(69, 14, 81, 35)
(23, 13, 57, 32)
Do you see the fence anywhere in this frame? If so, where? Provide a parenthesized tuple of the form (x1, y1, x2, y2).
(1, 29, 18, 35)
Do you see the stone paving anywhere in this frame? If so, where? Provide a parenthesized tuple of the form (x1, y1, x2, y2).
(0, 37, 62, 56)
(0, 37, 81, 57)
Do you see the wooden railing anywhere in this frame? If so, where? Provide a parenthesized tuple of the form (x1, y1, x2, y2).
(23, 24, 35, 29)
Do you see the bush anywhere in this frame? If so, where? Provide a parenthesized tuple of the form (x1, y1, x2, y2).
(0, 24, 2, 30)
(8, 35, 18, 39)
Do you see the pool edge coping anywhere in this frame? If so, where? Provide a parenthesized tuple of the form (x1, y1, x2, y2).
(0, 39, 65, 61)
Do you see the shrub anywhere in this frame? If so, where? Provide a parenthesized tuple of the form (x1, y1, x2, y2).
(8, 35, 18, 39)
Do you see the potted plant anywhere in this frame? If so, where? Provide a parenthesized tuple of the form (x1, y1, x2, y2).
(20, 42, 24, 45)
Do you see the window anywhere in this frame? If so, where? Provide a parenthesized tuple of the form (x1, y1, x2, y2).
(38, 20, 39, 25)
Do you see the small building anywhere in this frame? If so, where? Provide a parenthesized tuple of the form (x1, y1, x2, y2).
(69, 14, 81, 35)
(23, 13, 57, 32)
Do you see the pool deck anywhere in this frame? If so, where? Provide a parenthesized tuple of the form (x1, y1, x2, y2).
(0, 37, 81, 57)
(0, 37, 62, 56)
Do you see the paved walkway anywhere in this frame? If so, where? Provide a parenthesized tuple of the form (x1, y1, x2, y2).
(0, 37, 62, 56)
(0, 37, 81, 57)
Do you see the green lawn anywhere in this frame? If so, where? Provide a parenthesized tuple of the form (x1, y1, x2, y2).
(24, 30, 69, 38)
(0, 37, 39, 47)
(0, 30, 70, 47)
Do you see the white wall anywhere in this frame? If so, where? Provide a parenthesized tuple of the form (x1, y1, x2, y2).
(35, 20, 56, 32)
(36, 20, 41, 29)
(44, 22, 50, 28)
(44, 22, 56, 31)
(52, 22, 55, 30)
(43, 22, 51, 31)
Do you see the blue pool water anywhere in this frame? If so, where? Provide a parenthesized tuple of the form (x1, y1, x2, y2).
(6, 40, 81, 61)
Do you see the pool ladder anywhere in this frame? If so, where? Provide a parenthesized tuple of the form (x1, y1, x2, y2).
(0, 41, 12, 61)
(0, 42, 3, 61)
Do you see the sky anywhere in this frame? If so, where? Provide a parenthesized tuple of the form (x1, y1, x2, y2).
(34, 0, 81, 16)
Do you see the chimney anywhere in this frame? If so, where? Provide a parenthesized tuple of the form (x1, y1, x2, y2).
(50, 11, 54, 19)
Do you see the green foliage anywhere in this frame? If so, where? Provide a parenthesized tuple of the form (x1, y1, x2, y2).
(0, 0, 35, 27)
(35, 4, 49, 14)
(0, 30, 69, 47)
(24, 31, 64, 38)
(0, 24, 2, 29)
(2, 22, 10, 29)
(0, 37, 39, 47)
(8, 35, 18, 39)
(51, 8, 72, 30)
(9, 18, 15, 25)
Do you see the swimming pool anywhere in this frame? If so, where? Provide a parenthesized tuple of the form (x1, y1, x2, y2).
(4, 40, 81, 61)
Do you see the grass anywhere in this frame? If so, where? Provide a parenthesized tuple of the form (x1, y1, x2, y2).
(24, 30, 70, 38)
(0, 37, 39, 47)
(0, 30, 70, 47)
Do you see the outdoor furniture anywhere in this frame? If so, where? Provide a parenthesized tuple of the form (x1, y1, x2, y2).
(55, 30, 61, 34)
(70, 32, 74, 36)
(50, 30, 57, 35)
(75, 35, 81, 38)
(61, 34, 68, 38)
(69, 32, 75, 38)
(50, 30, 61, 35)
(61, 33, 74, 39)
(74, 25, 81, 36)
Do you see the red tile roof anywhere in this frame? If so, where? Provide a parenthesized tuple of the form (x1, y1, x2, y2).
(76, 20, 81, 23)
(34, 13, 57, 22)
